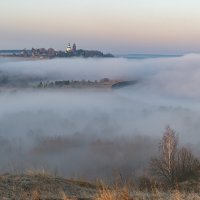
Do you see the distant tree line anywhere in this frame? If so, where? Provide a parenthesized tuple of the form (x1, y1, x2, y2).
(37, 78, 111, 88)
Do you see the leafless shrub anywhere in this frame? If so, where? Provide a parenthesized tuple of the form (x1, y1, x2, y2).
(150, 126, 200, 186)
(176, 147, 200, 182)
(138, 175, 160, 192)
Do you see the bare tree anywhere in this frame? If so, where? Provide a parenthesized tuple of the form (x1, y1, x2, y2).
(150, 126, 178, 185)
(150, 126, 200, 186)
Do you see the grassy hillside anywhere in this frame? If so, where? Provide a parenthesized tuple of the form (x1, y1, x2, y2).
(1, 172, 200, 200)
(0, 172, 97, 200)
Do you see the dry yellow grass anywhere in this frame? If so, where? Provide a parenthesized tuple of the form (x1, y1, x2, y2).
(94, 185, 200, 200)
(95, 184, 132, 200)
(95, 187, 116, 200)
(61, 191, 77, 200)
(32, 190, 40, 200)
(1, 173, 200, 199)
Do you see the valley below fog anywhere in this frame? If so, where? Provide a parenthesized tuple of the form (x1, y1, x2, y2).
(1, 55, 200, 181)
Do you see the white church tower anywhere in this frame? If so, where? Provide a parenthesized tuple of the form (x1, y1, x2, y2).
(66, 43, 72, 52)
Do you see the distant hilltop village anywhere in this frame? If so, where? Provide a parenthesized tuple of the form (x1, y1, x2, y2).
(0, 43, 114, 58)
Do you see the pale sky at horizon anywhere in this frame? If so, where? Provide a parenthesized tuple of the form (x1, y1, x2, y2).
(1, 0, 200, 54)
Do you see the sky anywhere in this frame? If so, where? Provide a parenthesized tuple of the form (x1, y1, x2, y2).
(1, 0, 200, 54)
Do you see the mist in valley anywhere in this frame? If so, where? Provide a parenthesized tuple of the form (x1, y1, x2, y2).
(0, 55, 200, 181)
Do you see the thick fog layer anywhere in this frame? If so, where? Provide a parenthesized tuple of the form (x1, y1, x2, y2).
(0, 55, 200, 181)
(2, 54, 200, 97)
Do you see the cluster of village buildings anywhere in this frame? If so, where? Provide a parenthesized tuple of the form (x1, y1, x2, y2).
(21, 43, 77, 58)
(0, 43, 114, 58)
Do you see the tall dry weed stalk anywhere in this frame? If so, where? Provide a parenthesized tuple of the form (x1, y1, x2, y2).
(95, 183, 133, 200)
(32, 190, 40, 200)
(61, 191, 76, 200)
(170, 190, 182, 200)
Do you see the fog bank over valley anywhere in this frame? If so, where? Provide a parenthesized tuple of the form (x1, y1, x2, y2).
(0, 55, 200, 180)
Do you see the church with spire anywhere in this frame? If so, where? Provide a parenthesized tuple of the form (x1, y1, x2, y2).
(66, 43, 77, 55)
(72, 43, 76, 54)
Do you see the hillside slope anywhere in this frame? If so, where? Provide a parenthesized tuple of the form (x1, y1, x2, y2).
(0, 173, 97, 200)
